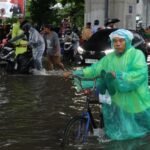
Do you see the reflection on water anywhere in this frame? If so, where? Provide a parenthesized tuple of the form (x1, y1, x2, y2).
(0, 74, 150, 150)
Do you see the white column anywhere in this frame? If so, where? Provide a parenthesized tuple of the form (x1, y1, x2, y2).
(109, 0, 137, 29)
(84, 0, 105, 26)
(84, 0, 137, 29)
(142, 0, 150, 28)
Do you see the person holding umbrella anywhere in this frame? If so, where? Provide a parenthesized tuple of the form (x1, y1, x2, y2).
(105, 18, 120, 29)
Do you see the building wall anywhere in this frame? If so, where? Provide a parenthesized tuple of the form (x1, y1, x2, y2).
(109, 0, 137, 29)
(142, 0, 150, 27)
(84, 0, 137, 29)
(84, 0, 105, 27)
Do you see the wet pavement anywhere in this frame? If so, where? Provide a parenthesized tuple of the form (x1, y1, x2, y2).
(0, 73, 150, 150)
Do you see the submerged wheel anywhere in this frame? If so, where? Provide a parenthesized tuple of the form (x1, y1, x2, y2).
(62, 116, 93, 147)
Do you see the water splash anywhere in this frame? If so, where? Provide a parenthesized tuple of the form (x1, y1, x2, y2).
(31, 69, 65, 76)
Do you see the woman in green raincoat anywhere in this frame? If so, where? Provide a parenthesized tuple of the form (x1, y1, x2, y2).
(64, 29, 150, 140)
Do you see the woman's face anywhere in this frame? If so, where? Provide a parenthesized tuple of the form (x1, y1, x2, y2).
(113, 37, 126, 53)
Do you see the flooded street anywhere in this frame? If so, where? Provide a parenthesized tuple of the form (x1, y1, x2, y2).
(0, 73, 150, 150)
(0, 74, 74, 150)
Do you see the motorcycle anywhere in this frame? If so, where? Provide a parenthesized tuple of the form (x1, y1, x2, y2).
(0, 42, 34, 74)
(62, 32, 79, 64)
(63, 40, 74, 63)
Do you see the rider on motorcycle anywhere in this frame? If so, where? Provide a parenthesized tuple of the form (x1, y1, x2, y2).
(11, 14, 28, 57)
(63, 26, 79, 62)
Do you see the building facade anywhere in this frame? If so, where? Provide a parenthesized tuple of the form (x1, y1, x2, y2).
(85, 0, 150, 29)
(137, 0, 150, 28)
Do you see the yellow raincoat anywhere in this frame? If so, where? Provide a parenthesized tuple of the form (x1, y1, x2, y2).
(12, 21, 27, 57)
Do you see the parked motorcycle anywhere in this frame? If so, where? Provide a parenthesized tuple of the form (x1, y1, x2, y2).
(0, 42, 34, 74)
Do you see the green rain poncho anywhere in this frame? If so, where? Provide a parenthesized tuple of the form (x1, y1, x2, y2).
(74, 29, 150, 140)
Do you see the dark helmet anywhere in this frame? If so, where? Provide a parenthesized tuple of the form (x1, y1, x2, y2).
(20, 21, 32, 31)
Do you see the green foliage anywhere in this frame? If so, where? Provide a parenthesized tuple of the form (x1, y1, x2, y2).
(57, 0, 84, 28)
(30, 0, 57, 25)
(28, 0, 84, 28)
(0, 17, 19, 25)
(25, 0, 31, 17)
(0, 0, 84, 29)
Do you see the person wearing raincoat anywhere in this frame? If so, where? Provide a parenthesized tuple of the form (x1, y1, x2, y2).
(21, 22, 45, 71)
(64, 29, 150, 140)
(11, 14, 28, 57)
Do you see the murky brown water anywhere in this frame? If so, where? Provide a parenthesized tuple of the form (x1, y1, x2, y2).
(0, 74, 150, 150)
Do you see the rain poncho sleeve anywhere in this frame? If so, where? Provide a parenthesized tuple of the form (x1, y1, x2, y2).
(73, 47, 150, 140)
(115, 50, 147, 92)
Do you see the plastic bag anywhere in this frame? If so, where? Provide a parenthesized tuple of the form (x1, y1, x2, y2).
(99, 90, 111, 105)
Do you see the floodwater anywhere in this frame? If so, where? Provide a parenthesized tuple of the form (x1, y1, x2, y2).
(0, 72, 150, 150)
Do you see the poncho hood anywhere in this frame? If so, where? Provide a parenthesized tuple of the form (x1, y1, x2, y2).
(109, 29, 134, 55)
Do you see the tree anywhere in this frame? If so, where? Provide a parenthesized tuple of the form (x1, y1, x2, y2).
(57, 0, 84, 28)
(28, 0, 84, 28)
(29, 0, 57, 25)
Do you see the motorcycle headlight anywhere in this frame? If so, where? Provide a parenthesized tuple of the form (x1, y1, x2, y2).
(147, 42, 150, 47)
(77, 46, 85, 54)
(102, 49, 114, 55)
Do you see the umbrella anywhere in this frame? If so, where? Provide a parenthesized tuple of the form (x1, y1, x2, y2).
(105, 18, 120, 26)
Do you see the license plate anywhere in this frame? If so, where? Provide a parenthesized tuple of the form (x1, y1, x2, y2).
(85, 59, 98, 64)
